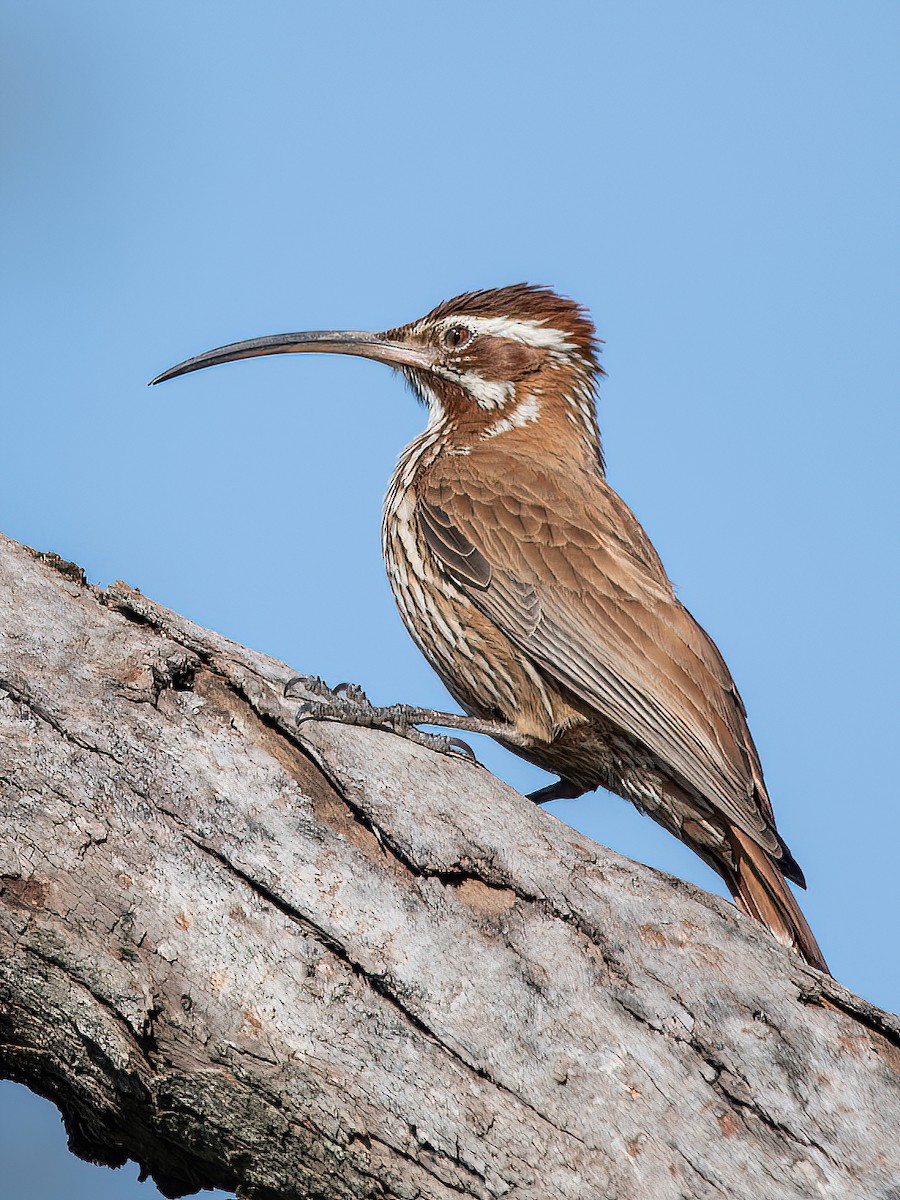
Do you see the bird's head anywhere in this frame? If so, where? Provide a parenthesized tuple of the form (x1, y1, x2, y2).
(151, 284, 605, 466)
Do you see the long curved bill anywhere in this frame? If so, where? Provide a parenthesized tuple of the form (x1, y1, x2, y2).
(149, 329, 435, 386)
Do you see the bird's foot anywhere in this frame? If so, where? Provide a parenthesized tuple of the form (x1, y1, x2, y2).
(526, 778, 586, 805)
(284, 678, 478, 762)
(284, 674, 376, 708)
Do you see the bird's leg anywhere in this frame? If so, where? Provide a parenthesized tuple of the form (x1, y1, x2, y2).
(526, 778, 587, 805)
(283, 676, 528, 761)
(361, 705, 533, 748)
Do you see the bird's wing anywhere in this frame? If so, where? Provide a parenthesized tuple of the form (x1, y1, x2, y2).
(420, 450, 792, 869)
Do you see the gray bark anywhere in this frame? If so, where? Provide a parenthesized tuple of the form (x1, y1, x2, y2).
(0, 530, 897, 1200)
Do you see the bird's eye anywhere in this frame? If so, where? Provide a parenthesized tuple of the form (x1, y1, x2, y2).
(443, 325, 470, 350)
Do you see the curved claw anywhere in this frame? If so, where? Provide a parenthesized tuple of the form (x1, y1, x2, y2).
(446, 737, 478, 763)
(295, 701, 319, 727)
(285, 674, 335, 701)
(332, 682, 370, 705)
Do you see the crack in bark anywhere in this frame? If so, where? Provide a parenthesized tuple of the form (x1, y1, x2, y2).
(611, 986, 844, 1171)
(801, 984, 900, 1052)
(0, 680, 125, 766)
(184, 833, 590, 1152)
(21, 941, 153, 1069)
(714, 1077, 843, 1171)
(673, 1146, 728, 1195)
(357, 1129, 490, 1199)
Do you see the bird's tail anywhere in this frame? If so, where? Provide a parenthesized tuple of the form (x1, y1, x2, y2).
(725, 826, 829, 974)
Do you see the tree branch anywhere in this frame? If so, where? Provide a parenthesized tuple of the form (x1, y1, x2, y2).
(0, 531, 897, 1199)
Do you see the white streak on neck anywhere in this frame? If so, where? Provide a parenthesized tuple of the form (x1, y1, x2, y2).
(383, 381, 450, 522)
(483, 394, 542, 439)
(454, 373, 513, 410)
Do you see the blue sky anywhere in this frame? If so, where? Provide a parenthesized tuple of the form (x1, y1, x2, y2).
(1, 2, 897, 1196)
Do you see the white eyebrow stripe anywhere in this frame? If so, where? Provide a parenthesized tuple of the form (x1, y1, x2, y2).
(440, 315, 573, 351)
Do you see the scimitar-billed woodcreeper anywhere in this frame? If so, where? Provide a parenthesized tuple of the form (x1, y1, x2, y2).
(152, 284, 828, 972)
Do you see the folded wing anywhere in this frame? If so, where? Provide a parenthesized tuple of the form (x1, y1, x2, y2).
(420, 450, 802, 882)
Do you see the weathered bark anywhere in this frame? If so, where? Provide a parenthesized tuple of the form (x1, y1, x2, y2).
(0, 531, 897, 1200)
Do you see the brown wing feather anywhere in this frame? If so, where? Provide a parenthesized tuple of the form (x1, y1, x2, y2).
(421, 449, 793, 871)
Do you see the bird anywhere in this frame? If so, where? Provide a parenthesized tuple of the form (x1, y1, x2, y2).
(151, 284, 828, 972)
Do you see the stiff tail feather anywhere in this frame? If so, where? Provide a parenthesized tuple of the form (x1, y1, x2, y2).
(726, 827, 829, 974)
